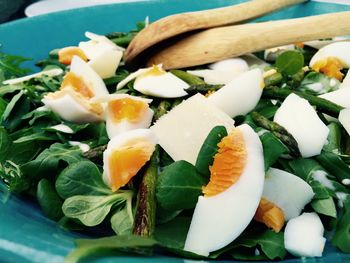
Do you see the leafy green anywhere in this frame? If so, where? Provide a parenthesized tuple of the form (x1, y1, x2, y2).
(315, 152, 350, 184)
(275, 50, 304, 76)
(65, 235, 157, 263)
(111, 203, 134, 236)
(1, 91, 30, 131)
(156, 161, 205, 210)
(37, 179, 64, 221)
(21, 143, 84, 181)
(311, 197, 337, 218)
(195, 126, 227, 179)
(323, 122, 342, 153)
(299, 71, 339, 95)
(332, 198, 350, 252)
(62, 191, 132, 227)
(0, 52, 31, 82)
(56, 161, 111, 199)
(0, 160, 29, 193)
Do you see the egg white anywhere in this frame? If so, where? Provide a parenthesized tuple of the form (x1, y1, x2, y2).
(310, 42, 350, 68)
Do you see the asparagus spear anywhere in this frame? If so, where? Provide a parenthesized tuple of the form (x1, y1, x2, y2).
(153, 100, 172, 121)
(185, 84, 223, 95)
(133, 146, 159, 236)
(170, 69, 205, 85)
(251, 111, 301, 158)
(83, 145, 107, 161)
(263, 87, 343, 118)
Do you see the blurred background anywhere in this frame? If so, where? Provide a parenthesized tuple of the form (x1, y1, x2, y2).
(1, 0, 350, 24)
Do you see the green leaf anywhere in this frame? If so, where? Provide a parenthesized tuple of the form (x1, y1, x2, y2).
(258, 129, 288, 170)
(315, 152, 350, 184)
(0, 97, 7, 117)
(21, 143, 84, 181)
(156, 206, 182, 224)
(36, 179, 64, 221)
(111, 201, 134, 236)
(65, 235, 157, 263)
(0, 52, 31, 81)
(332, 198, 350, 252)
(1, 91, 30, 131)
(299, 71, 339, 95)
(195, 126, 227, 179)
(62, 192, 131, 227)
(311, 197, 337, 218)
(275, 50, 304, 76)
(55, 161, 112, 199)
(0, 160, 29, 193)
(323, 122, 342, 153)
(156, 161, 205, 210)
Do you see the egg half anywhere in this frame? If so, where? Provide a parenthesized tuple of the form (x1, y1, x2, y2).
(103, 129, 157, 191)
(117, 65, 190, 98)
(95, 94, 154, 138)
(184, 124, 264, 256)
(310, 42, 350, 81)
(42, 56, 108, 123)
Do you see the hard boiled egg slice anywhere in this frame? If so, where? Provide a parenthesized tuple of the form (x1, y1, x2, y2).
(95, 94, 154, 139)
(187, 58, 249, 85)
(206, 68, 263, 118)
(79, 32, 123, 79)
(274, 93, 329, 158)
(254, 168, 314, 232)
(284, 212, 326, 257)
(42, 89, 104, 123)
(310, 42, 350, 81)
(117, 65, 190, 98)
(319, 85, 350, 108)
(103, 129, 157, 191)
(58, 46, 88, 65)
(184, 124, 264, 256)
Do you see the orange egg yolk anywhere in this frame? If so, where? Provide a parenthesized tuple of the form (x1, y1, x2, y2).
(108, 140, 155, 191)
(58, 47, 88, 65)
(254, 198, 285, 232)
(108, 98, 148, 123)
(202, 129, 247, 197)
(61, 72, 95, 99)
(312, 57, 344, 81)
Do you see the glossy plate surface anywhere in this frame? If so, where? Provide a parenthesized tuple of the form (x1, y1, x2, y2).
(0, 1, 350, 262)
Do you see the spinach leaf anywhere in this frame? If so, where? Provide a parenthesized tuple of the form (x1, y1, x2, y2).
(156, 161, 205, 210)
(0, 52, 31, 81)
(56, 161, 111, 199)
(332, 197, 350, 252)
(323, 122, 341, 153)
(0, 160, 29, 193)
(258, 129, 288, 170)
(156, 206, 182, 224)
(65, 235, 157, 263)
(275, 50, 304, 76)
(0, 97, 7, 117)
(315, 152, 350, 184)
(217, 227, 286, 260)
(111, 201, 134, 236)
(299, 71, 339, 95)
(195, 126, 227, 179)
(311, 197, 337, 218)
(62, 191, 132, 227)
(21, 143, 84, 181)
(1, 91, 30, 131)
(37, 179, 64, 221)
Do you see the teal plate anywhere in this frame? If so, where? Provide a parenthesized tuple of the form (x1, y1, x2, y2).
(0, 1, 350, 262)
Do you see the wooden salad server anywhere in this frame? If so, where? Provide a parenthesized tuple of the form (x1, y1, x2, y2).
(146, 11, 350, 69)
(124, 0, 307, 64)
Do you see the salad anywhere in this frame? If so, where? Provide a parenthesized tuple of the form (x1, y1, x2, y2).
(0, 20, 349, 263)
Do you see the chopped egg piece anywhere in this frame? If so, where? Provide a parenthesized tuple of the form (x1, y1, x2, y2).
(261, 168, 314, 221)
(151, 94, 235, 165)
(42, 89, 104, 123)
(284, 212, 326, 257)
(50, 124, 74, 134)
(274, 93, 329, 158)
(184, 124, 264, 256)
(2, 68, 63, 85)
(187, 58, 249, 85)
(69, 141, 90, 153)
(254, 198, 285, 232)
(206, 68, 263, 118)
(58, 46, 88, 65)
(310, 42, 350, 81)
(103, 129, 157, 191)
(319, 86, 350, 108)
(95, 94, 154, 138)
(42, 56, 107, 123)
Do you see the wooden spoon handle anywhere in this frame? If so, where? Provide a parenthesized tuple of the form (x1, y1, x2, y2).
(125, 0, 306, 62)
(147, 11, 350, 69)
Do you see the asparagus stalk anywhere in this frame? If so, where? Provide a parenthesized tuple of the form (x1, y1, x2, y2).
(153, 100, 172, 121)
(263, 87, 343, 118)
(133, 146, 159, 236)
(83, 145, 107, 161)
(251, 111, 301, 158)
(185, 84, 223, 95)
(170, 69, 205, 85)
